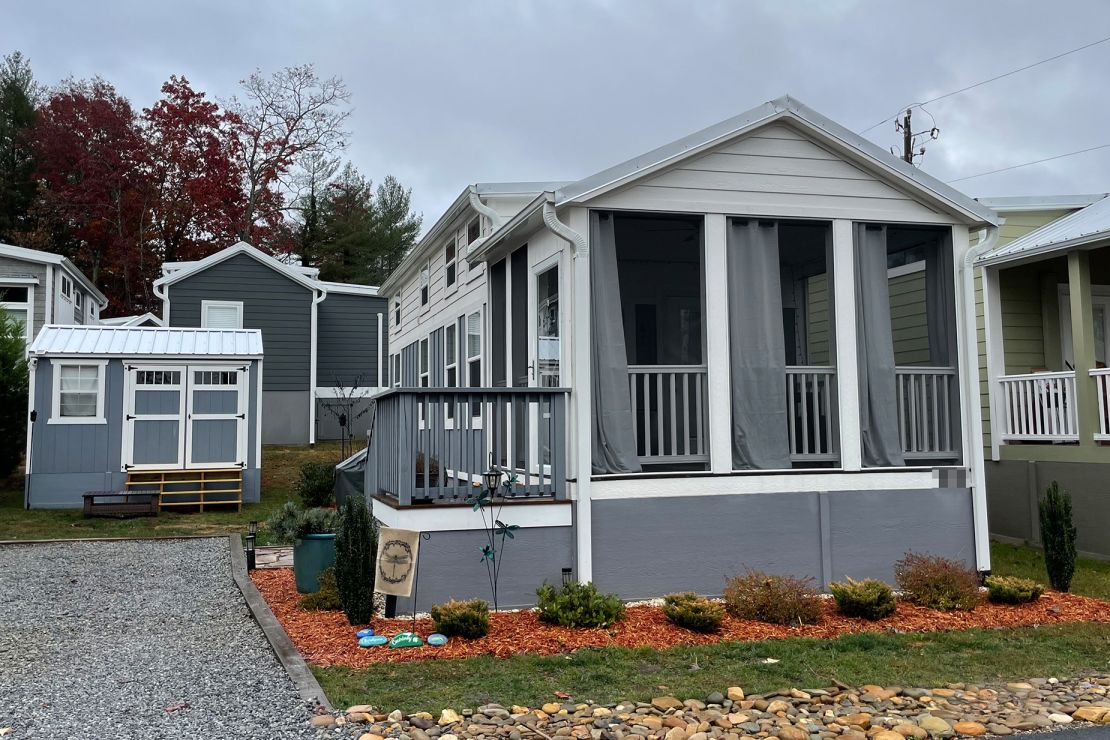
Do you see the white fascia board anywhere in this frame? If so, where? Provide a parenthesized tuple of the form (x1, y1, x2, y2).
(316, 281, 380, 296)
(371, 498, 572, 531)
(976, 194, 1108, 212)
(976, 229, 1110, 268)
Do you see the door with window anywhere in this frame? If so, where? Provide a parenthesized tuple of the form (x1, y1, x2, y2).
(529, 259, 561, 471)
(124, 363, 246, 470)
(1060, 289, 1110, 368)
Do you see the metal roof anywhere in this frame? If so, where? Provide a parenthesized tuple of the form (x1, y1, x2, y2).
(29, 325, 263, 357)
(977, 195, 1110, 267)
(975, 194, 1109, 212)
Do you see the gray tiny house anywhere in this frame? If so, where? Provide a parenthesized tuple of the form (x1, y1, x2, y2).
(153, 242, 387, 445)
(24, 325, 264, 509)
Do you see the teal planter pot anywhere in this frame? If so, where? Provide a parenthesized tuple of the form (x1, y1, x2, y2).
(293, 533, 336, 593)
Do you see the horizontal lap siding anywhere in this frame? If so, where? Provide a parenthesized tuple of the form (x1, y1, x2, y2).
(0, 256, 47, 329)
(31, 359, 124, 475)
(317, 293, 387, 388)
(589, 123, 949, 224)
(166, 253, 312, 392)
(889, 270, 929, 365)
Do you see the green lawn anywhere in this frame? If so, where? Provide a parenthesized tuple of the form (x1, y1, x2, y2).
(0, 443, 347, 543)
(990, 541, 1110, 601)
(314, 623, 1110, 712)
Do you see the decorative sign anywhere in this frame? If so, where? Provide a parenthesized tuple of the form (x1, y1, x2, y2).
(388, 631, 424, 648)
(375, 527, 421, 597)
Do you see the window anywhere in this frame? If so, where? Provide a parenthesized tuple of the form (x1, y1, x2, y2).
(466, 311, 482, 386)
(392, 354, 401, 388)
(420, 262, 430, 307)
(74, 291, 83, 312)
(137, 369, 181, 385)
(60, 275, 72, 301)
(445, 323, 458, 421)
(445, 237, 457, 290)
(194, 370, 238, 385)
(51, 361, 106, 424)
(201, 300, 243, 329)
(394, 294, 401, 328)
(0, 285, 32, 340)
(467, 217, 481, 246)
(419, 337, 430, 387)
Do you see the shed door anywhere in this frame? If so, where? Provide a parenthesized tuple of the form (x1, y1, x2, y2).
(185, 365, 247, 469)
(124, 365, 187, 469)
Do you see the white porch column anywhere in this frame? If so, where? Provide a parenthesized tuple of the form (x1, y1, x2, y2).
(830, 219, 862, 471)
(704, 214, 733, 474)
(982, 264, 1005, 461)
(568, 206, 593, 583)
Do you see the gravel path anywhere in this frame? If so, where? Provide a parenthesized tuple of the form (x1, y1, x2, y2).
(0, 538, 321, 739)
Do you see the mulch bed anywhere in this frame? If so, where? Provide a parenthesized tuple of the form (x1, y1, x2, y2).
(250, 568, 1110, 668)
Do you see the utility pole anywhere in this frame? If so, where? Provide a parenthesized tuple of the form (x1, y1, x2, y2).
(902, 109, 913, 164)
(892, 106, 940, 167)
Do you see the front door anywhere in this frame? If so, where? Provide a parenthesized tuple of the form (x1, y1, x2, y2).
(185, 365, 247, 469)
(124, 365, 187, 469)
(529, 258, 561, 470)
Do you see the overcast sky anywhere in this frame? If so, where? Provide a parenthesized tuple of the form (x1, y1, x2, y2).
(5, 1, 1110, 225)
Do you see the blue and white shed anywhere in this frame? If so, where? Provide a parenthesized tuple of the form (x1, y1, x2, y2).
(25, 325, 264, 509)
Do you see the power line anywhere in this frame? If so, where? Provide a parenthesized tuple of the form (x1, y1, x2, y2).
(858, 34, 1110, 134)
(946, 143, 1110, 183)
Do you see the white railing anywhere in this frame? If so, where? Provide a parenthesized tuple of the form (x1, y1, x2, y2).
(1092, 368, 1110, 441)
(628, 365, 709, 465)
(785, 366, 838, 462)
(998, 371, 1077, 443)
(895, 366, 959, 460)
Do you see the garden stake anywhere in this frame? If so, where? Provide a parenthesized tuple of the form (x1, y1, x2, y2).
(409, 531, 432, 635)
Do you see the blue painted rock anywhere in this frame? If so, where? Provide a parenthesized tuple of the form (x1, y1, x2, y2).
(388, 631, 424, 648)
(427, 633, 448, 647)
(356, 628, 375, 638)
(359, 635, 388, 647)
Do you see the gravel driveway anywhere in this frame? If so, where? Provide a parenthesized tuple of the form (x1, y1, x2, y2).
(0, 538, 321, 739)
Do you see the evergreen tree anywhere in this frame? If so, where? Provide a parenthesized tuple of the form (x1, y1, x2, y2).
(0, 308, 28, 478)
(316, 162, 375, 283)
(1039, 481, 1077, 592)
(334, 495, 377, 625)
(366, 174, 421, 285)
(0, 52, 39, 242)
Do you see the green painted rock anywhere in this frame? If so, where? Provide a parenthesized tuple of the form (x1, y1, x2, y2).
(388, 631, 424, 648)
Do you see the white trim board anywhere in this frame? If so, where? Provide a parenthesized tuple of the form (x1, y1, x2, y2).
(370, 499, 572, 531)
(200, 300, 244, 329)
(590, 469, 956, 499)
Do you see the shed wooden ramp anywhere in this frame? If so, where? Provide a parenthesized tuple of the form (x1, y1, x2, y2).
(126, 468, 244, 512)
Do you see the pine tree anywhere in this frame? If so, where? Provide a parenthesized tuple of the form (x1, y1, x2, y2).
(366, 175, 421, 285)
(334, 495, 377, 625)
(1038, 481, 1077, 592)
(0, 52, 39, 242)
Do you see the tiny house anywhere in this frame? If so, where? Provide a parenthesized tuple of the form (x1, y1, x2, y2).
(25, 325, 264, 509)
(1, 242, 108, 343)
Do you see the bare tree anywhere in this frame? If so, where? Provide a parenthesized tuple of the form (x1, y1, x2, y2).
(227, 64, 351, 243)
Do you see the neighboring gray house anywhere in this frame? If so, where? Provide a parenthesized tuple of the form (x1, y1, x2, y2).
(369, 96, 999, 611)
(24, 325, 264, 509)
(153, 242, 387, 444)
(0, 242, 108, 342)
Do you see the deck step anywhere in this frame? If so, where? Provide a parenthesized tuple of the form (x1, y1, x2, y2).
(126, 468, 243, 512)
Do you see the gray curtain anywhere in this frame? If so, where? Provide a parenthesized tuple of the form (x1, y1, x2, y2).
(591, 211, 642, 474)
(727, 220, 792, 470)
(924, 232, 956, 367)
(855, 224, 905, 467)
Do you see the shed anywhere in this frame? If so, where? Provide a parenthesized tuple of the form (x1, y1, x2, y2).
(25, 325, 264, 509)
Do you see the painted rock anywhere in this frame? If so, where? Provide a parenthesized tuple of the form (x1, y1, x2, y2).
(388, 631, 424, 648)
(427, 633, 448, 646)
(359, 635, 388, 647)
(356, 628, 375, 638)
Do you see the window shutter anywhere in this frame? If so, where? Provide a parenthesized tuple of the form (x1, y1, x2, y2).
(205, 304, 241, 329)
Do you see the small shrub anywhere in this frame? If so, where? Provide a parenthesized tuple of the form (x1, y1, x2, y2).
(723, 569, 821, 625)
(430, 598, 491, 639)
(661, 592, 725, 633)
(1039, 481, 1078, 592)
(299, 568, 341, 610)
(829, 577, 897, 620)
(335, 496, 377, 625)
(985, 575, 1044, 605)
(894, 552, 982, 611)
(297, 462, 336, 507)
(266, 501, 338, 545)
(536, 581, 625, 628)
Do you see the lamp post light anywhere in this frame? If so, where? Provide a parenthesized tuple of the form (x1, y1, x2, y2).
(483, 465, 504, 494)
(245, 520, 257, 571)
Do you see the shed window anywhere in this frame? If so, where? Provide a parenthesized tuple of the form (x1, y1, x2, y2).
(51, 361, 106, 424)
(0, 284, 32, 340)
(201, 300, 243, 329)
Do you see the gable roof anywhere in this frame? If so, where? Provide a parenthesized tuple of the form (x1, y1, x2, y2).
(154, 241, 321, 293)
(99, 312, 164, 327)
(976, 194, 1109, 212)
(977, 195, 1110, 267)
(30, 325, 263, 357)
(555, 96, 997, 225)
(0, 242, 109, 307)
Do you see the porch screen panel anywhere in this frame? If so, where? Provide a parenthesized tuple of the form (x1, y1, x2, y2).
(590, 211, 642, 474)
(854, 224, 905, 467)
(924, 232, 957, 367)
(727, 219, 791, 470)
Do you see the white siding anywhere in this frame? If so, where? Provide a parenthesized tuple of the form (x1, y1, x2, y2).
(589, 123, 952, 224)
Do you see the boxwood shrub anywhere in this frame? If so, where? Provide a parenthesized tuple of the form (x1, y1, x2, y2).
(661, 592, 725, 633)
(536, 581, 625, 628)
(985, 575, 1044, 605)
(829, 577, 897, 620)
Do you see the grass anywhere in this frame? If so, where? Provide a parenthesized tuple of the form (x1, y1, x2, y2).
(990, 541, 1110, 601)
(313, 623, 1110, 712)
(0, 442, 347, 543)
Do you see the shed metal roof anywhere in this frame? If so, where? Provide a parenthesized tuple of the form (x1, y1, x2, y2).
(976, 194, 1110, 267)
(29, 325, 263, 357)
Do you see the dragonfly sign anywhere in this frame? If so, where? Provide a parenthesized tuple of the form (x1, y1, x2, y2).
(375, 527, 421, 597)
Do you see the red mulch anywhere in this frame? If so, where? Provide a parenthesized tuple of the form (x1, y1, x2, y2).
(250, 569, 1110, 668)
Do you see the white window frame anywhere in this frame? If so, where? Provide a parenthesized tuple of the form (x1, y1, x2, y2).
(49, 359, 107, 425)
(444, 321, 459, 425)
(394, 293, 401, 330)
(201, 299, 244, 329)
(0, 280, 35, 342)
(392, 353, 402, 388)
(418, 336, 430, 428)
(466, 309, 483, 428)
(60, 275, 73, 302)
(420, 261, 430, 309)
(445, 236, 458, 293)
(74, 291, 83, 312)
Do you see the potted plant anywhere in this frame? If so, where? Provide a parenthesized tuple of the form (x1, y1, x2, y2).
(267, 501, 339, 593)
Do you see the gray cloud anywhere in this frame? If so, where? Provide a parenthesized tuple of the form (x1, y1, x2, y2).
(5, 0, 1109, 223)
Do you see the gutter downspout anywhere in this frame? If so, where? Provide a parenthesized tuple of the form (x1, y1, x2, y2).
(467, 187, 505, 255)
(541, 200, 592, 583)
(153, 280, 169, 324)
(961, 223, 1000, 575)
(309, 287, 326, 445)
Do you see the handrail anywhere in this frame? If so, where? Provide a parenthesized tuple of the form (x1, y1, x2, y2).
(999, 370, 1076, 381)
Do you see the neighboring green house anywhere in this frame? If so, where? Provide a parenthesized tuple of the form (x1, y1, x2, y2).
(974, 194, 1110, 558)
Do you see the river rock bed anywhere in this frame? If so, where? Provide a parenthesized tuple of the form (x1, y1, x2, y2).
(313, 675, 1110, 739)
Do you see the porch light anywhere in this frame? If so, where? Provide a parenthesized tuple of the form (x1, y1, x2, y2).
(483, 465, 504, 492)
(245, 520, 257, 571)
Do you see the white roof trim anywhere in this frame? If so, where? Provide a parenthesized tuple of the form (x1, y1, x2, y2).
(975, 194, 1109, 212)
(99, 312, 165, 327)
(555, 95, 998, 226)
(0, 242, 108, 306)
(977, 195, 1110, 267)
(153, 241, 321, 293)
(317, 281, 380, 297)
